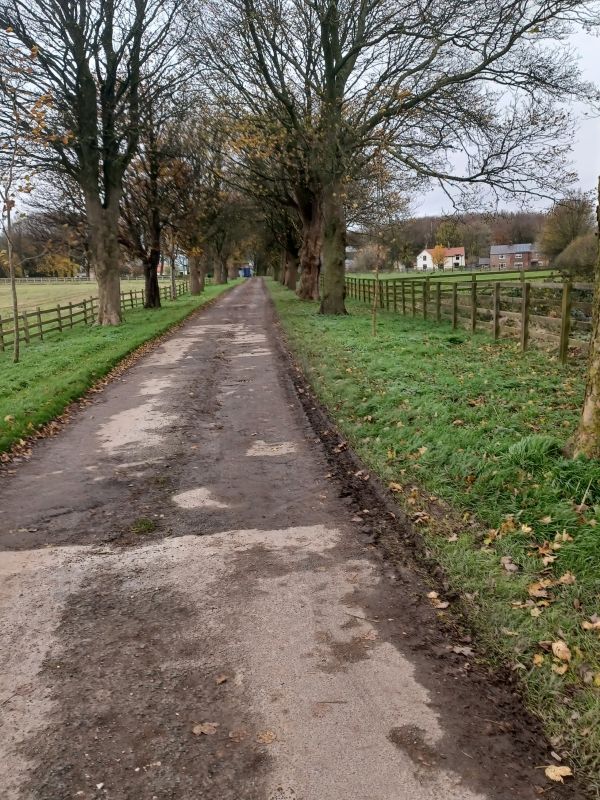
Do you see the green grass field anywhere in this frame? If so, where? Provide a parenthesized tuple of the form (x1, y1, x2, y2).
(269, 280, 600, 793)
(0, 283, 234, 455)
(351, 268, 558, 282)
(0, 280, 170, 316)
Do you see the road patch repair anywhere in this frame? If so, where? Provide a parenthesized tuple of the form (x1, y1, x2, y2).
(0, 279, 580, 799)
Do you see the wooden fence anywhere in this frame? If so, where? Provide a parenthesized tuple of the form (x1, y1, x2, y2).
(343, 275, 594, 364)
(0, 279, 189, 352)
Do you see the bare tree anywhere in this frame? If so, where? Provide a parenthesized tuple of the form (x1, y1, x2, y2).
(195, 0, 597, 313)
(0, 0, 184, 324)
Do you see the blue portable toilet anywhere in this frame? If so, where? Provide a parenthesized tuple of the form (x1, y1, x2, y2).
(243, 266, 252, 278)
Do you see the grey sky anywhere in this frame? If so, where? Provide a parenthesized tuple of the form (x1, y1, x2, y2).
(418, 29, 600, 217)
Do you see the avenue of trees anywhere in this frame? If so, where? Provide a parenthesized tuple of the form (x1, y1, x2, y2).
(0, 0, 599, 454)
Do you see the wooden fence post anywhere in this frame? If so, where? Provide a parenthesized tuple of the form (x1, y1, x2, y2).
(379, 279, 384, 309)
(385, 281, 390, 310)
(22, 311, 30, 344)
(401, 281, 406, 315)
(493, 282, 500, 341)
(130, 290, 134, 309)
(559, 280, 572, 364)
(411, 281, 416, 316)
(452, 284, 458, 329)
(423, 278, 429, 320)
(520, 281, 531, 352)
(435, 283, 441, 323)
(83, 298, 88, 325)
(0, 314, 4, 351)
(69, 301, 73, 328)
(393, 281, 397, 312)
(470, 276, 477, 332)
(37, 307, 43, 340)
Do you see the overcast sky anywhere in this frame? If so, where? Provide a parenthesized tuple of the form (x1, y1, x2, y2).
(417, 29, 600, 217)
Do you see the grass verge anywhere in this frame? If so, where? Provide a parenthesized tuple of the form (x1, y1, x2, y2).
(0, 283, 235, 455)
(269, 280, 600, 795)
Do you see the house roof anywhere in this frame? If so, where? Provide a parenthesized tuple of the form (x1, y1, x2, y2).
(421, 247, 465, 257)
(490, 243, 534, 255)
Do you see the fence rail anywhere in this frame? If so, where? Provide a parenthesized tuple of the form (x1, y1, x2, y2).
(341, 275, 594, 364)
(0, 279, 189, 352)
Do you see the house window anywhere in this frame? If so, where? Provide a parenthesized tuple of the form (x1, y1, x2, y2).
(515, 254, 523, 260)
(499, 254, 505, 260)
(423, 255, 427, 261)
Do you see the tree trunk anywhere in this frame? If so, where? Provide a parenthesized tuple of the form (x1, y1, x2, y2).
(285, 247, 298, 290)
(574, 178, 600, 458)
(144, 247, 161, 308)
(277, 249, 286, 284)
(6, 205, 19, 363)
(86, 195, 122, 325)
(216, 257, 228, 284)
(319, 181, 347, 315)
(227, 259, 237, 280)
(170, 254, 177, 300)
(189, 254, 204, 294)
(297, 199, 322, 301)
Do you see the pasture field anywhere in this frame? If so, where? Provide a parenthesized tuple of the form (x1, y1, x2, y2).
(0, 280, 168, 317)
(269, 280, 600, 792)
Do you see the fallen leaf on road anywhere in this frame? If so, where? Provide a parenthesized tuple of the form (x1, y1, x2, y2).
(228, 729, 247, 742)
(452, 645, 474, 656)
(551, 641, 571, 662)
(544, 764, 573, 782)
(193, 722, 219, 736)
(256, 730, 277, 744)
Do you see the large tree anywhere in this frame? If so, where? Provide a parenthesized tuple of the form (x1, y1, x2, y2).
(196, 0, 595, 313)
(0, 0, 183, 324)
(540, 190, 595, 262)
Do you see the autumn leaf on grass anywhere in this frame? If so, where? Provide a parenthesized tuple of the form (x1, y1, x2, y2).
(581, 615, 600, 632)
(528, 579, 554, 599)
(533, 654, 545, 667)
(558, 572, 576, 586)
(552, 663, 568, 676)
(256, 730, 277, 744)
(500, 556, 519, 573)
(551, 641, 571, 662)
(544, 764, 573, 783)
(193, 722, 219, 736)
(388, 482, 403, 493)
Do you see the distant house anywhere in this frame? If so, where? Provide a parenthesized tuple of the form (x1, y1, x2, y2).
(416, 247, 466, 271)
(489, 243, 544, 270)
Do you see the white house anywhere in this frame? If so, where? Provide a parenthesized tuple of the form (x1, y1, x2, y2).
(415, 247, 466, 271)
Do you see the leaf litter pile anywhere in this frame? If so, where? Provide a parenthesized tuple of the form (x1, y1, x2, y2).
(270, 283, 600, 795)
